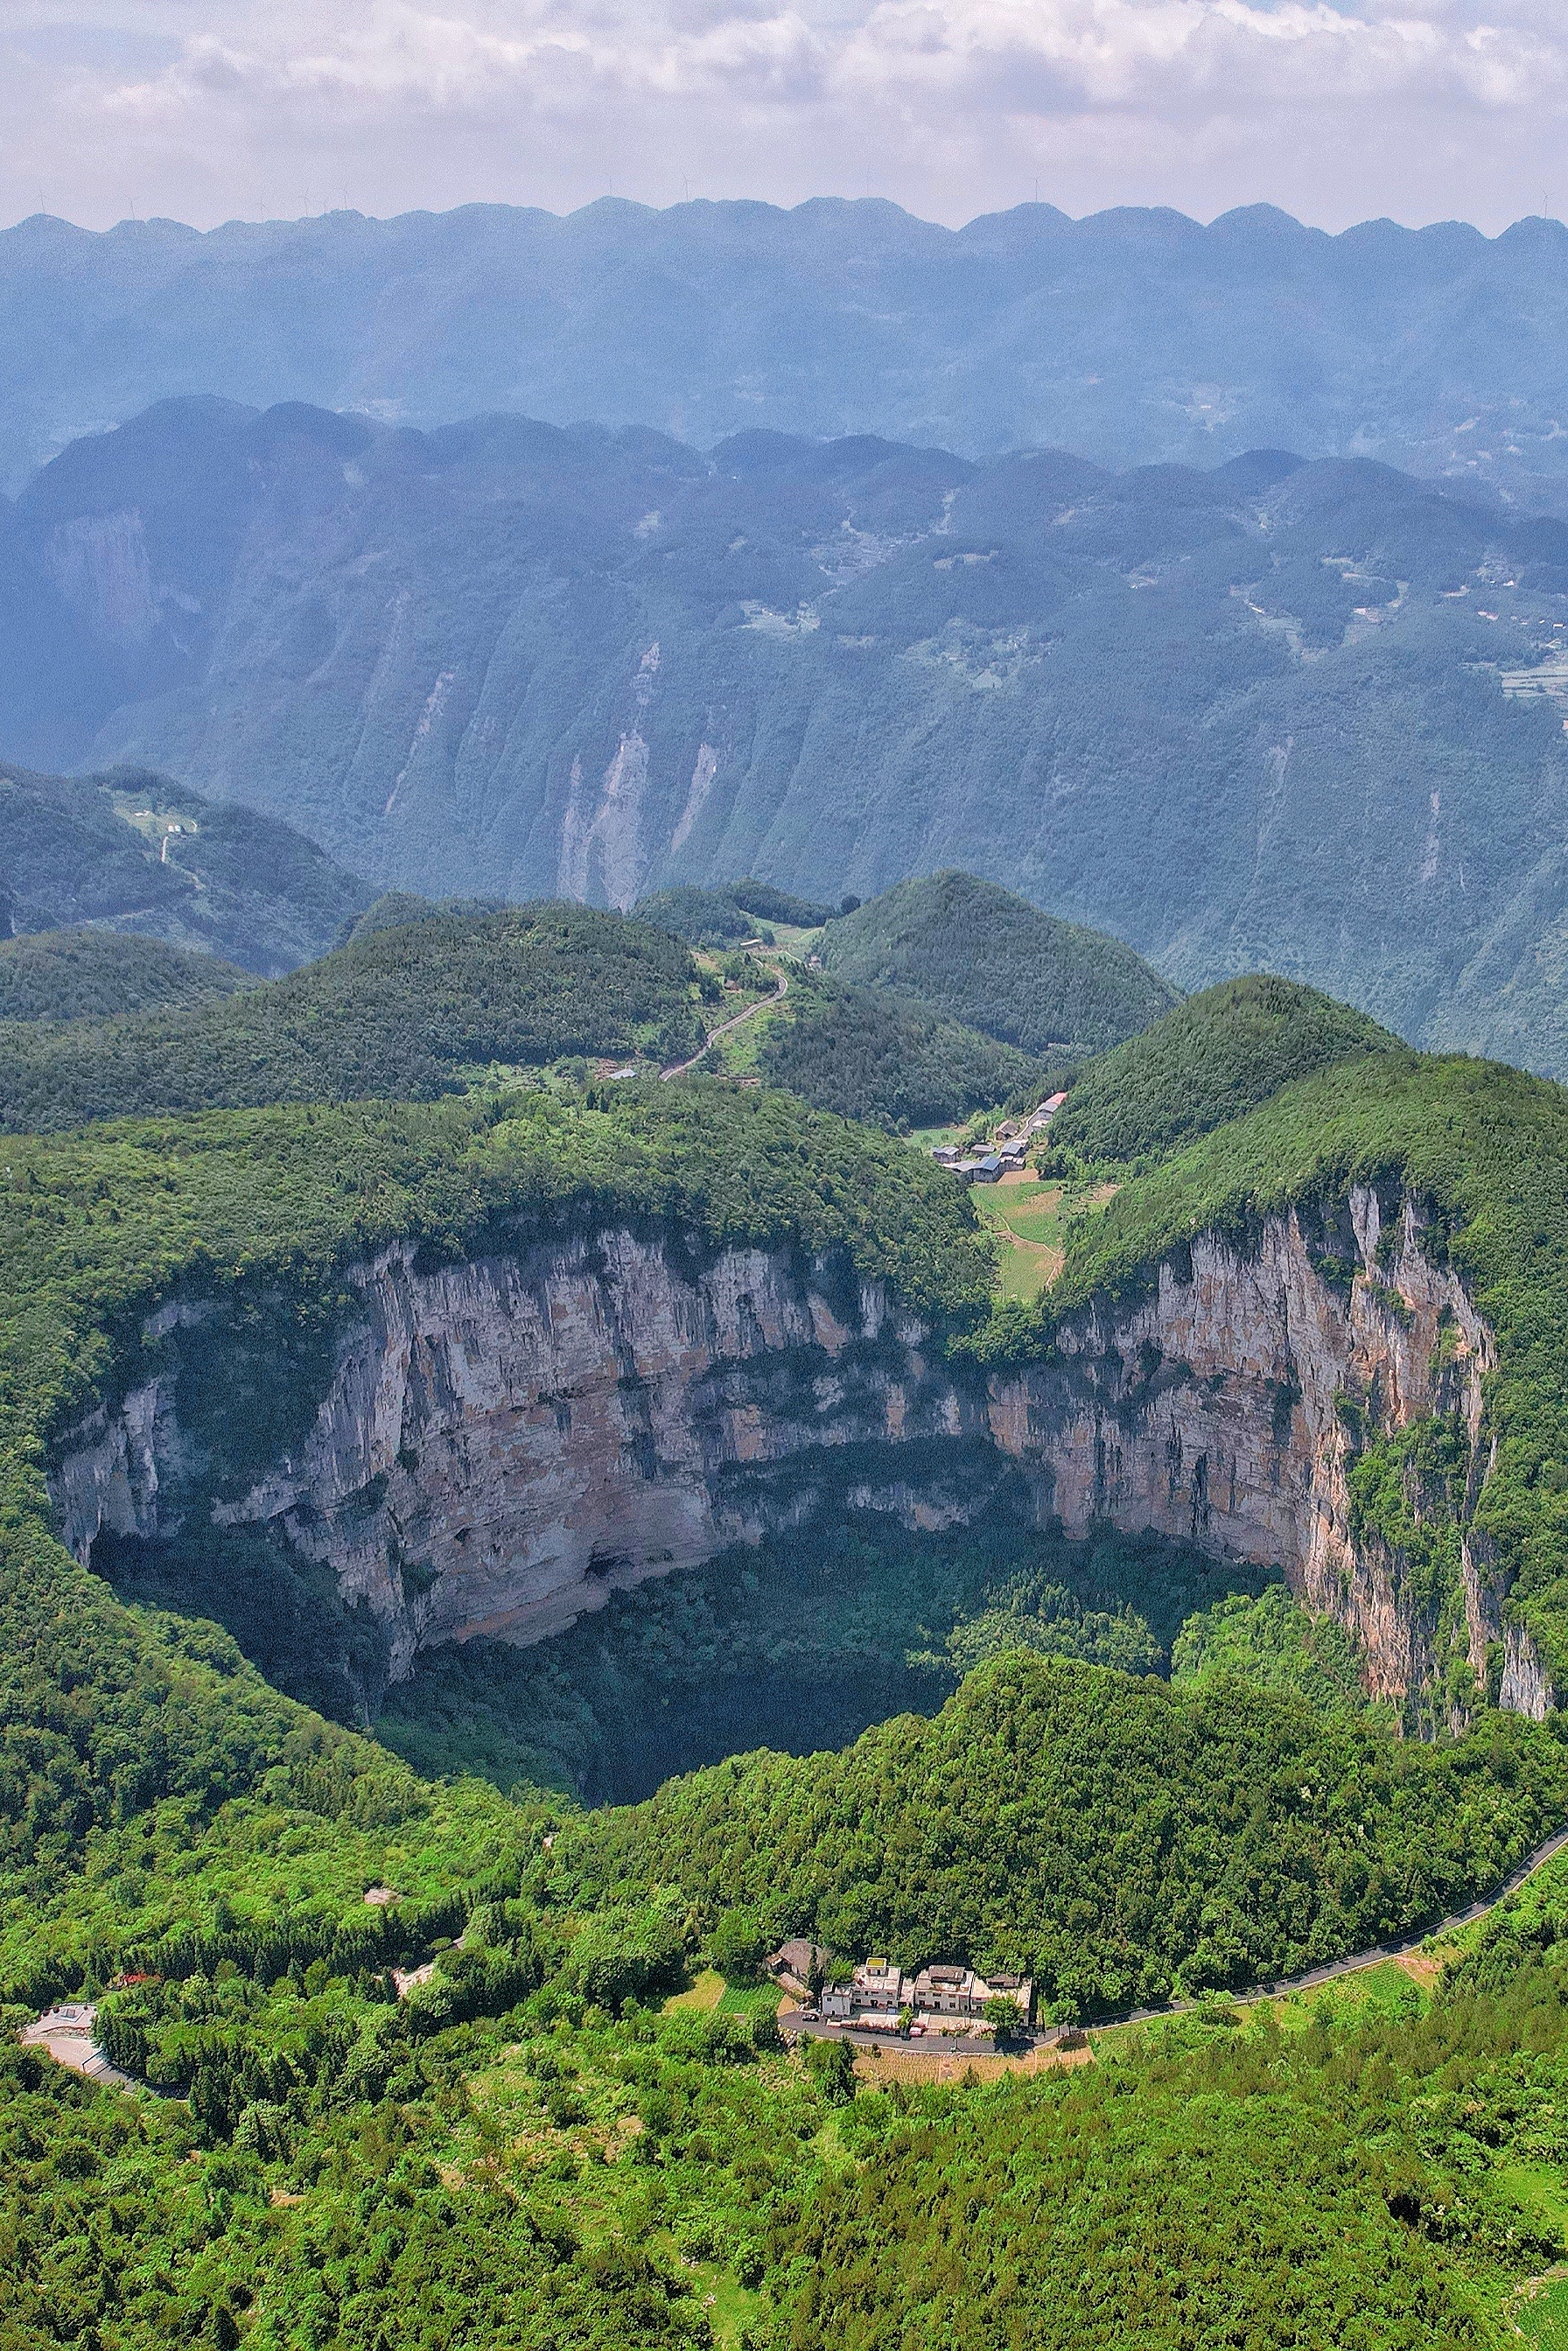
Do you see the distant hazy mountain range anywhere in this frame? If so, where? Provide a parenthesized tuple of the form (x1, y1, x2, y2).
(4, 200, 1568, 500)
(6, 395, 1568, 1071)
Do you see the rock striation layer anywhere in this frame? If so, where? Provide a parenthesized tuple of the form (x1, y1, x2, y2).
(49, 1186, 1548, 1716)
(987, 1186, 1522, 1715)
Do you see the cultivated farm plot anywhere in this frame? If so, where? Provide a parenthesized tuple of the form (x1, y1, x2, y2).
(973, 1177, 1117, 1302)
(716, 1980, 784, 2019)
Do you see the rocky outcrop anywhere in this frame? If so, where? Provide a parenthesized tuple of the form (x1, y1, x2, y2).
(985, 1186, 1525, 1712)
(49, 1187, 1550, 1717)
(52, 1232, 984, 1680)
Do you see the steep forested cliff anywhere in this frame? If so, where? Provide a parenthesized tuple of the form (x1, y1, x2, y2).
(10, 401, 1568, 1071)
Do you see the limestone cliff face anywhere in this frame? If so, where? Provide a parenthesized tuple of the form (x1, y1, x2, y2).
(48, 1189, 1548, 1716)
(985, 1186, 1524, 1713)
(51, 1231, 976, 1680)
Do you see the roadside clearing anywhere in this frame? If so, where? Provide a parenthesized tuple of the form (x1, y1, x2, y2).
(662, 965, 788, 1078)
(20, 2003, 136, 2089)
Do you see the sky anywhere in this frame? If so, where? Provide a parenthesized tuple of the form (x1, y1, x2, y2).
(4, 0, 1567, 237)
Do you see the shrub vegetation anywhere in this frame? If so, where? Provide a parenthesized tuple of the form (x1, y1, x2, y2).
(0, 905, 705, 1130)
(821, 871, 1178, 1057)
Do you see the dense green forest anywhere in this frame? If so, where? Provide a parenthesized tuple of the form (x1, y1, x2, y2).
(0, 927, 249, 1021)
(634, 880, 838, 947)
(776, 1954, 1568, 2351)
(756, 973, 1050, 1129)
(0, 759, 370, 974)
(1046, 974, 1400, 1165)
(7, 958, 1568, 2340)
(820, 871, 1178, 1058)
(0, 905, 705, 1130)
(561, 1650, 1567, 2019)
(1170, 1584, 1383, 1720)
(375, 1510, 1267, 1802)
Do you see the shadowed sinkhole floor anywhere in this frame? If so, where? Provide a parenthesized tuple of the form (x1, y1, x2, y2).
(97, 1497, 1282, 1803)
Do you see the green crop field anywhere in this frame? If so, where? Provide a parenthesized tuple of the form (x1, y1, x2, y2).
(970, 1178, 1116, 1301)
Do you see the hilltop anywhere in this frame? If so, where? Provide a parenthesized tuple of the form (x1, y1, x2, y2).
(0, 903, 703, 1131)
(820, 871, 1176, 1060)
(633, 879, 839, 947)
(756, 974, 1051, 1130)
(563, 1646, 1562, 2019)
(1046, 974, 1400, 1165)
(0, 759, 370, 975)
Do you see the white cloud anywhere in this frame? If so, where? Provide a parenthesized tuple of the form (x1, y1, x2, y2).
(5, 0, 1568, 230)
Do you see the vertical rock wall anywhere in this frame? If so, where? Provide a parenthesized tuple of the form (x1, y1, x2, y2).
(47, 1192, 1549, 1716)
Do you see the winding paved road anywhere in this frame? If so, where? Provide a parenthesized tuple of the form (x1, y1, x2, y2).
(1190, 1818, 1568, 2015)
(785, 1821, 1568, 2055)
(662, 966, 789, 1079)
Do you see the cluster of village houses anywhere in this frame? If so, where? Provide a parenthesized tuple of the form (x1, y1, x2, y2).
(766, 1941, 1032, 2032)
(932, 1093, 1067, 1185)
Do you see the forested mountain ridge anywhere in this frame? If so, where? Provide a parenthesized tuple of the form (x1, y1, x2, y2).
(820, 871, 1179, 1057)
(4, 199, 1568, 494)
(10, 398, 1568, 1069)
(0, 902, 704, 1132)
(725, 870, 1177, 1128)
(0, 758, 371, 974)
(0, 875, 1161, 1138)
(1047, 974, 1401, 1165)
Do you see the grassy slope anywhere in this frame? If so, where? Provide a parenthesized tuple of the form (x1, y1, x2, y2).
(0, 904, 705, 1131)
(1047, 972, 1402, 1165)
(820, 871, 1178, 1057)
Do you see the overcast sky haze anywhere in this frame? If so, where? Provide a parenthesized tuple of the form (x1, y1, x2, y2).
(4, 0, 1566, 238)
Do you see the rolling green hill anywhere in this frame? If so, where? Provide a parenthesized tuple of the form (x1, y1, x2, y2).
(562, 1647, 1561, 2021)
(0, 903, 702, 1132)
(1047, 975, 1400, 1165)
(0, 927, 249, 1022)
(819, 872, 1178, 1058)
(756, 973, 1049, 1129)
(0, 759, 371, 976)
